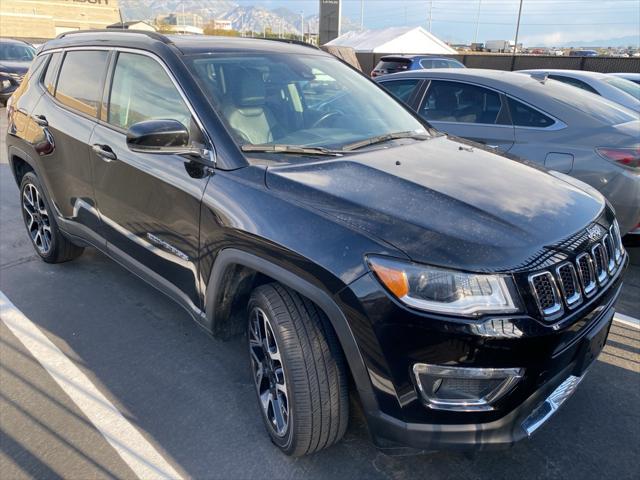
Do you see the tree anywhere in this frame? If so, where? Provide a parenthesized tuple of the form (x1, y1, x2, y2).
(203, 23, 241, 37)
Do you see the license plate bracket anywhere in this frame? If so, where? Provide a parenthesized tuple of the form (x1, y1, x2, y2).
(574, 318, 612, 376)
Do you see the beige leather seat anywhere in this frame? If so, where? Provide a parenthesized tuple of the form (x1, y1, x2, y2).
(223, 67, 278, 144)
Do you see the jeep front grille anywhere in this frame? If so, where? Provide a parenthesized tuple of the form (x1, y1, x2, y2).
(529, 221, 625, 319)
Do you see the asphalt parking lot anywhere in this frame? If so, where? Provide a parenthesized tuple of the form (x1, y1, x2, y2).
(0, 108, 638, 480)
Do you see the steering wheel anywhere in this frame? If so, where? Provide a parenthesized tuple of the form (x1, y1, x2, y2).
(311, 111, 344, 129)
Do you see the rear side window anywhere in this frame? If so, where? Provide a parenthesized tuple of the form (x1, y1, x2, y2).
(548, 75, 598, 94)
(107, 52, 191, 129)
(507, 98, 555, 128)
(42, 52, 62, 94)
(55, 50, 109, 117)
(419, 59, 434, 69)
(381, 79, 420, 103)
(420, 80, 505, 124)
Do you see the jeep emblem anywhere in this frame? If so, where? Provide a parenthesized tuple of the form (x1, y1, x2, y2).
(586, 225, 603, 242)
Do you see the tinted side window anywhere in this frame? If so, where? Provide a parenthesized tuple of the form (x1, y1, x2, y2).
(42, 52, 62, 94)
(108, 52, 191, 129)
(55, 50, 109, 117)
(419, 80, 503, 124)
(549, 75, 598, 94)
(381, 79, 420, 103)
(507, 98, 554, 128)
(419, 59, 434, 69)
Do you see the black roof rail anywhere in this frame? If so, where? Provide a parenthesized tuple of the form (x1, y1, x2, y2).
(55, 29, 173, 45)
(256, 37, 320, 50)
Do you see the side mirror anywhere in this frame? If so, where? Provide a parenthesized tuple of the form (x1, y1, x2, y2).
(126, 119, 193, 154)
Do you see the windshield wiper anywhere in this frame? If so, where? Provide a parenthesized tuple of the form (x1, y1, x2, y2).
(241, 144, 343, 156)
(340, 131, 430, 152)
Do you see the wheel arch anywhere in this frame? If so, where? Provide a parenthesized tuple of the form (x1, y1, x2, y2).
(8, 145, 38, 187)
(204, 248, 379, 415)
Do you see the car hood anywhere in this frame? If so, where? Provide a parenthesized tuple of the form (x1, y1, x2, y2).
(264, 136, 605, 272)
(0, 61, 30, 73)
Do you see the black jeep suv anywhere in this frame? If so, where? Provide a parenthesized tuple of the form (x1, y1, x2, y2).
(7, 31, 628, 456)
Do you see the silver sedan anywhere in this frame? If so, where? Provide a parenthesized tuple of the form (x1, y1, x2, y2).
(375, 69, 640, 236)
(518, 69, 640, 113)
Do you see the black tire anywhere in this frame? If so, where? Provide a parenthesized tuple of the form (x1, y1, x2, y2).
(247, 283, 349, 456)
(20, 172, 84, 263)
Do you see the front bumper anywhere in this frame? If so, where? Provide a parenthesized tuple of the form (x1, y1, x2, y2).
(364, 306, 614, 451)
(338, 246, 626, 452)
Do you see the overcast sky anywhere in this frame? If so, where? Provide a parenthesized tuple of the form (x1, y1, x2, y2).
(238, 0, 640, 46)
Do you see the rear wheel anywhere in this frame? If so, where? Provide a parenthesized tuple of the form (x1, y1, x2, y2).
(20, 172, 83, 263)
(247, 283, 349, 456)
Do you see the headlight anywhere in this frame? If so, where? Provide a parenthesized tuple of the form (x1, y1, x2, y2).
(368, 256, 519, 316)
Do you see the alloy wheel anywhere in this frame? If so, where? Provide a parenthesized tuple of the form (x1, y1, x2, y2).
(249, 307, 289, 437)
(22, 183, 52, 255)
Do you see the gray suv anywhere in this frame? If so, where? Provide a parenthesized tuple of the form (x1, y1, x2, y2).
(376, 69, 640, 237)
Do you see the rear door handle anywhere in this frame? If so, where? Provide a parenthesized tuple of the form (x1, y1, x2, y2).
(34, 115, 48, 127)
(92, 144, 117, 161)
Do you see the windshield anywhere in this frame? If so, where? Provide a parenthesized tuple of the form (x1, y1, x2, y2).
(0, 42, 35, 61)
(187, 53, 426, 150)
(604, 77, 640, 100)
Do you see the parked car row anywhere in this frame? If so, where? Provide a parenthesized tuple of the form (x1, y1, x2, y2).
(2, 31, 637, 457)
(376, 67, 639, 238)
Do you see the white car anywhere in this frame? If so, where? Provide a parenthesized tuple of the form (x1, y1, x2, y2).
(518, 69, 640, 113)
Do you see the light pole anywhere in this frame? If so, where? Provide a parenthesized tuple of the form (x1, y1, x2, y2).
(474, 0, 482, 44)
(513, 0, 524, 54)
(360, 0, 364, 30)
(428, 0, 433, 32)
(300, 11, 304, 42)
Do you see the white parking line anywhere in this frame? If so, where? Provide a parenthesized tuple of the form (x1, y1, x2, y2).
(614, 312, 640, 329)
(0, 291, 184, 480)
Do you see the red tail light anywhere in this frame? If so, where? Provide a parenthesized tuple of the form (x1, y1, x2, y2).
(596, 147, 640, 170)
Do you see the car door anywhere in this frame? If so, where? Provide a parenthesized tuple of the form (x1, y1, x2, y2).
(417, 79, 515, 152)
(90, 50, 212, 314)
(29, 49, 110, 246)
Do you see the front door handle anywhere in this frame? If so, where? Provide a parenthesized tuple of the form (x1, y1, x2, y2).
(34, 115, 48, 127)
(92, 144, 117, 162)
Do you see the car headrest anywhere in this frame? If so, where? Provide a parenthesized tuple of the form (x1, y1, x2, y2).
(230, 67, 266, 108)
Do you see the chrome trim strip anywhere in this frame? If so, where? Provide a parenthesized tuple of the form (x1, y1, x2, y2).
(413, 364, 524, 412)
(522, 375, 584, 436)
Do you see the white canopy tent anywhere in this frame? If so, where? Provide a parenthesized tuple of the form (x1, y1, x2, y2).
(325, 26, 456, 54)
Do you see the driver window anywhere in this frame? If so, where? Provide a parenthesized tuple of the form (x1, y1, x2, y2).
(108, 53, 191, 130)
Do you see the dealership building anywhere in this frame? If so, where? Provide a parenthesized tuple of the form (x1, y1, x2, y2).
(0, 0, 121, 41)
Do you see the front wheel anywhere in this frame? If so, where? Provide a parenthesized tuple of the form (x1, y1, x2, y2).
(247, 283, 349, 456)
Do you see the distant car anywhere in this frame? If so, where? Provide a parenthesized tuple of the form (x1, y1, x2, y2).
(370, 55, 465, 77)
(518, 69, 640, 113)
(609, 72, 640, 85)
(376, 69, 640, 236)
(0, 38, 35, 106)
(569, 50, 598, 57)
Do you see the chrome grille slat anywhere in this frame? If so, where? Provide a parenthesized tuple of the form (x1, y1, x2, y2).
(556, 262, 582, 308)
(603, 234, 616, 273)
(591, 243, 608, 285)
(576, 253, 597, 297)
(529, 272, 563, 317)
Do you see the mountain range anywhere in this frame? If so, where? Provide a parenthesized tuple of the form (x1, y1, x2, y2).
(118, 0, 359, 35)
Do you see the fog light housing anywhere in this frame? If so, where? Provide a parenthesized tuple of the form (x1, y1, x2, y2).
(413, 364, 523, 411)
